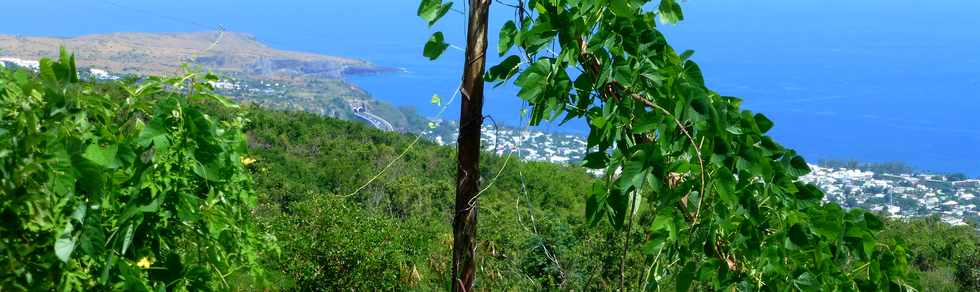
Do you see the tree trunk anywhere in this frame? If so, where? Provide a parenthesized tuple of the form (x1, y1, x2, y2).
(452, 0, 490, 291)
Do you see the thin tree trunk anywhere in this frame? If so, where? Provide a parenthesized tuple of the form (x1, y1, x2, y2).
(621, 190, 636, 292)
(452, 0, 490, 291)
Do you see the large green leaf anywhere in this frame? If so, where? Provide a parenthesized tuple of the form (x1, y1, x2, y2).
(485, 55, 522, 83)
(201, 91, 239, 109)
(795, 183, 824, 200)
(607, 187, 629, 229)
(39, 58, 57, 83)
(683, 60, 704, 86)
(193, 159, 227, 182)
(586, 183, 607, 226)
(423, 32, 450, 60)
(582, 152, 609, 169)
(812, 205, 844, 239)
(498, 20, 518, 56)
(79, 223, 106, 256)
(82, 143, 122, 169)
(618, 157, 647, 191)
(610, 0, 634, 17)
(658, 0, 684, 24)
(676, 261, 697, 292)
(864, 212, 884, 231)
(54, 223, 77, 263)
(519, 20, 556, 55)
(514, 58, 553, 103)
(714, 167, 737, 205)
(754, 113, 774, 133)
(788, 155, 811, 177)
(417, 0, 453, 27)
(789, 224, 811, 247)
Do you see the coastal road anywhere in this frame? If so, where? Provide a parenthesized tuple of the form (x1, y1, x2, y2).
(347, 100, 395, 131)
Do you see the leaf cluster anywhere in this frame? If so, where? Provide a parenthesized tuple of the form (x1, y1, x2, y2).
(421, 0, 917, 290)
(0, 50, 272, 291)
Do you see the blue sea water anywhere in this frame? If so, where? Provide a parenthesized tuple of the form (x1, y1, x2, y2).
(2, 0, 978, 175)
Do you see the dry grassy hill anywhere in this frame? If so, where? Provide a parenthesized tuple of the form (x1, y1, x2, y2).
(0, 31, 380, 79)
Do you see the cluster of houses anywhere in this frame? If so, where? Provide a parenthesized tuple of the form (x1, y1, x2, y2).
(430, 124, 980, 228)
(1, 57, 119, 81)
(426, 124, 587, 164)
(801, 164, 979, 226)
(428, 125, 980, 228)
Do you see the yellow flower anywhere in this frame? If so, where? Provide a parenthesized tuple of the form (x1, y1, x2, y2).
(136, 256, 153, 269)
(241, 156, 257, 166)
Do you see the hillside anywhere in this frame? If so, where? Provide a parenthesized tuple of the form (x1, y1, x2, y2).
(238, 105, 601, 289)
(0, 32, 426, 131)
(238, 105, 980, 291)
(2, 53, 977, 291)
(0, 31, 380, 78)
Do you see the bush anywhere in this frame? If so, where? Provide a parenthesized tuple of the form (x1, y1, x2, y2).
(260, 195, 443, 290)
(0, 51, 271, 290)
(880, 216, 980, 291)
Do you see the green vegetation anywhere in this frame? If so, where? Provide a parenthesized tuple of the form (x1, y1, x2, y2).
(0, 52, 270, 290)
(241, 106, 607, 290)
(421, 0, 919, 289)
(242, 95, 980, 291)
(4, 0, 976, 287)
(880, 216, 980, 291)
(3, 51, 977, 291)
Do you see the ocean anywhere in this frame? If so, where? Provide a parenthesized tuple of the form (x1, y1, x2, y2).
(2, 0, 978, 175)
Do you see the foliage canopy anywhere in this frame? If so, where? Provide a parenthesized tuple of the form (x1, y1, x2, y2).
(0, 51, 271, 290)
(421, 0, 917, 289)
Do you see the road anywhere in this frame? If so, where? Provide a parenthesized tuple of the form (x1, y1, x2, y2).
(347, 100, 394, 131)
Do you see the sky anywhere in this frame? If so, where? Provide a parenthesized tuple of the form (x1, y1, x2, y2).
(2, 0, 978, 175)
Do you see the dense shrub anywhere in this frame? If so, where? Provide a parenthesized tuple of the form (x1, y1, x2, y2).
(240, 106, 620, 290)
(880, 216, 980, 291)
(239, 103, 960, 290)
(258, 195, 442, 290)
(0, 51, 270, 290)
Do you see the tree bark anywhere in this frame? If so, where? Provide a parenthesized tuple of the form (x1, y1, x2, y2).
(453, 0, 490, 291)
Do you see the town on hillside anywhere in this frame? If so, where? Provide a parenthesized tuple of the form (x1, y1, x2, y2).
(423, 120, 980, 228)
